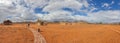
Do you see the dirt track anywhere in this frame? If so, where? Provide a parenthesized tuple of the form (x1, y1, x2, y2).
(28, 28, 46, 43)
(0, 24, 46, 43)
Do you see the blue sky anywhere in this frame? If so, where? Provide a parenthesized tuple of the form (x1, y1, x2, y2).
(34, 0, 120, 23)
(88, 0, 120, 10)
(34, 0, 120, 16)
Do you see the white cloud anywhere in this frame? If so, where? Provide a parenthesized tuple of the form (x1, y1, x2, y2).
(0, 0, 36, 22)
(87, 10, 120, 23)
(0, 0, 12, 6)
(0, 0, 120, 23)
(24, 0, 49, 9)
(102, 3, 110, 7)
(76, 0, 89, 7)
(43, 0, 82, 12)
(111, 1, 114, 4)
(38, 11, 73, 21)
(89, 7, 97, 12)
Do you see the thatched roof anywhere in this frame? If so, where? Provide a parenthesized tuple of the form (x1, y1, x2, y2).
(3, 20, 12, 25)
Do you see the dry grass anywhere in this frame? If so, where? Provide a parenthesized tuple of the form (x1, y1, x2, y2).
(38, 23, 120, 43)
(0, 24, 34, 43)
(0, 22, 120, 43)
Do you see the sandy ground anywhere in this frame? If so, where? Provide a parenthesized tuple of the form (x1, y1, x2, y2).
(36, 23, 120, 43)
(0, 24, 34, 43)
(0, 23, 120, 43)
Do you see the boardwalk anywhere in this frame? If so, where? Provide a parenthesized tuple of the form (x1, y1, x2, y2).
(28, 28, 46, 43)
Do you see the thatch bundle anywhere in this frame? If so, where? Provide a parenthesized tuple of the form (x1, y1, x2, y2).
(3, 20, 12, 25)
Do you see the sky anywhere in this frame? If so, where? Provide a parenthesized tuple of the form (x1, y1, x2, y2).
(0, 0, 120, 23)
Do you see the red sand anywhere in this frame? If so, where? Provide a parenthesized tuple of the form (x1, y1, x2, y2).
(38, 23, 120, 43)
(0, 24, 34, 43)
(0, 23, 120, 43)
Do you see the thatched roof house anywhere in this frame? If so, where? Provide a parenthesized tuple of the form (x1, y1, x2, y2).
(36, 19, 42, 25)
(3, 20, 12, 25)
(36, 19, 47, 26)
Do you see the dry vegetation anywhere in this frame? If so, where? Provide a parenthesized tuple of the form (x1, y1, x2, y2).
(0, 22, 120, 43)
(0, 24, 34, 43)
(38, 23, 120, 43)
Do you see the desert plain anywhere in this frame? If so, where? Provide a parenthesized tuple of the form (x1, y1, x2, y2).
(0, 23, 120, 43)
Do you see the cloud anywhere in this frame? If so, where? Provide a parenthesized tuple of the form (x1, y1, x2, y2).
(102, 3, 110, 7)
(87, 10, 120, 23)
(111, 1, 114, 5)
(0, 0, 12, 6)
(0, 0, 120, 23)
(43, 0, 82, 12)
(0, 0, 41, 22)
